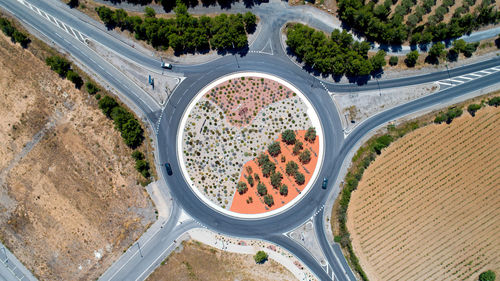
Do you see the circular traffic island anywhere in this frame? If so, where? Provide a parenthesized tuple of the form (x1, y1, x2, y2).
(178, 73, 323, 218)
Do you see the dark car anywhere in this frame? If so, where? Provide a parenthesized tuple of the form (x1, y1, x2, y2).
(165, 163, 173, 176)
(322, 178, 328, 189)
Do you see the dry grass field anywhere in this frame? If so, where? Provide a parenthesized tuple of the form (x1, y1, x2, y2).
(0, 27, 154, 280)
(347, 105, 500, 281)
(146, 240, 297, 281)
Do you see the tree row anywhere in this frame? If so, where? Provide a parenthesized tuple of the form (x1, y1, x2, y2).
(96, 3, 256, 54)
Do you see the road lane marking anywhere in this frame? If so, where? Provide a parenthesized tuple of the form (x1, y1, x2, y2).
(457, 76, 473, 80)
(437, 81, 453, 86)
(478, 70, 493, 74)
(467, 73, 482, 77)
(133, 242, 175, 281)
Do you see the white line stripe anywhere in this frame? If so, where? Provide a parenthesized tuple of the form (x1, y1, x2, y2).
(488, 68, 500, 72)
(437, 81, 453, 86)
(478, 70, 493, 74)
(70, 28, 78, 39)
(467, 73, 482, 77)
(457, 76, 473, 80)
(449, 79, 465, 83)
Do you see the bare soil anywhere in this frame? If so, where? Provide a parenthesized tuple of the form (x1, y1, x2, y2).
(347, 105, 500, 281)
(0, 31, 155, 280)
(146, 240, 297, 281)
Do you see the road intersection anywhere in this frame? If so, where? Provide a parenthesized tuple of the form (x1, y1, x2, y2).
(1, 0, 499, 280)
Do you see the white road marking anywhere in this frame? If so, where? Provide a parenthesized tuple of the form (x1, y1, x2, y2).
(467, 73, 482, 77)
(456, 76, 473, 80)
(478, 70, 493, 74)
(134, 242, 175, 281)
(437, 81, 453, 86)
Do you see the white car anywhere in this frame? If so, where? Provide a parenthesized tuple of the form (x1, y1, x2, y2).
(161, 62, 172, 69)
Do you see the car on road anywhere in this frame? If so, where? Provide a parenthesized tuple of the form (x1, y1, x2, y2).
(322, 178, 328, 189)
(165, 163, 173, 175)
(161, 62, 172, 69)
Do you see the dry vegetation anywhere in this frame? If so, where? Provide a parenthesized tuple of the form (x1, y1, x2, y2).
(146, 240, 297, 281)
(347, 105, 500, 280)
(0, 19, 155, 280)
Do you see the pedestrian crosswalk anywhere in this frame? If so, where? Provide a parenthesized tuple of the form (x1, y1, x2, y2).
(17, 0, 89, 44)
(437, 66, 500, 87)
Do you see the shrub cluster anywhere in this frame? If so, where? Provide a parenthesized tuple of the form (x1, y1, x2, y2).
(253, 250, 268, 264)
(98, 96, 144, 148)
(45, 56, 83, 88)
(132, 150, 151, 178)
(337, 0, 499, 45)
(0, 17, 30, 48)
(434, 107, 463, 124)
(286, 24, 387, 77)
(95, 4, 256, 53)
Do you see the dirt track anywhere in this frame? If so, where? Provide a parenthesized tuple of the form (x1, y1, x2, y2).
(347, 106, 500, 281)
(0, 33, 154, 280)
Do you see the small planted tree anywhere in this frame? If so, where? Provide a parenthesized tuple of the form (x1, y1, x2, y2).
(258, 153, 270, 166)
(286, 161, 299, 176)
(246, 166, 253, 175)
(85, 81, 99, 95)
(488, 96, 500, 106)
(254, 250, 268, 264)
(280, 184, 288, 196)
(304, 127, 316, 142)
(405, 50, 419, 67)
(282, 129, 296, 145)
(98, 96, 118, 117)
(467, 103, 481, 116)
(237, 181, 248, 194)
(254, 173, 260, 182)
(389, 56, 398, 66)
(261, 161, 276, 177)
(295, 172, 305, 185)
(131, 150, 145, 160)
(247, 174, 254, 186)
(257, 182, 267, 196)
(270, 171, 283, 189)
(281, 155, 286, 163)
(267, 141, 281, 157)
(264, 194, 274, 206)
(293, 141, 303, 155)
(299, 149, 311, 164)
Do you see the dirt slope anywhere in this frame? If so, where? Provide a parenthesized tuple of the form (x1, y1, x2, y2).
(146, 240, 297, 281)
(0, 32, 155, 280)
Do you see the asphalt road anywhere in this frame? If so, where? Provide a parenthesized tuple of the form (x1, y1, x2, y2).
(1, 1, 500, 281)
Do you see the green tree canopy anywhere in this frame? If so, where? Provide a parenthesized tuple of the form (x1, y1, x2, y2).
(286, 161, 299, 176)
(282, 129, 296, 145)
(267, 141, 281, 157)
(264, 194, 274, 206)
(295, 172, 305, 185)
(270, 172, 283, 189)
(479, 270, 496, 281)
(254, 251, 268, 263)
(405, 50, 419, 67)
(280, 184, 288, 196)
(237, 181, 248, 194)
(257, 182, 267, 196)
(299, 149, 311, 164)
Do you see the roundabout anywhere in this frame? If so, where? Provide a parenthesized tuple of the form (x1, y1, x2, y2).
(177, 72, 324, 218)
(157, 53, 344, 235)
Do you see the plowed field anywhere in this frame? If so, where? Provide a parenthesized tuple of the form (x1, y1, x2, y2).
(347, 106, 500, 281)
